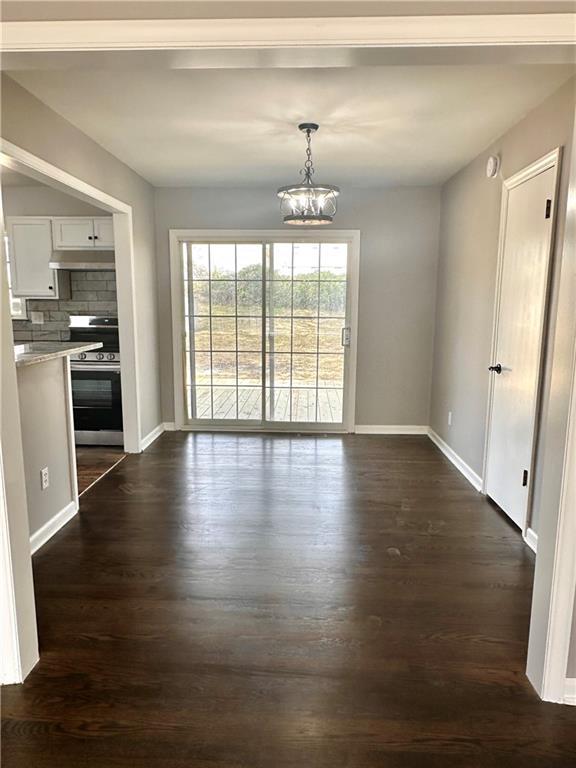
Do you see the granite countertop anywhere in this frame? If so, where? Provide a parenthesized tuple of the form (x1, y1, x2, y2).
(14, 342, 103, 368)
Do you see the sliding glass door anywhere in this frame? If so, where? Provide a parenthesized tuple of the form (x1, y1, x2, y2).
(179, 236, 355, 430)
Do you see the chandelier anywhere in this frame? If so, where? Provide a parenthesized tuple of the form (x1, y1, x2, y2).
(277, 123, 339, 226)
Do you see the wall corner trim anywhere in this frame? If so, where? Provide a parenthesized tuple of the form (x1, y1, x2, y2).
(427, 428, 483, 491)
(524, 527, 538, 554)
(29, 500, 77, 555)
(564, 679, 576, 706)
(354, 425, 429, 435)
(139, 423, 166, 451)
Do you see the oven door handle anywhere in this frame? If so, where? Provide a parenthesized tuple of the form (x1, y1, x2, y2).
(70, 364, 121, 372)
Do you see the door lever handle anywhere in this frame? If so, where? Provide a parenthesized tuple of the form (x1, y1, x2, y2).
(488, 364, 502, 374)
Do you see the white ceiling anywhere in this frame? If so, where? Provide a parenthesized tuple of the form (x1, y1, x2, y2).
(9, 65, 574, 187)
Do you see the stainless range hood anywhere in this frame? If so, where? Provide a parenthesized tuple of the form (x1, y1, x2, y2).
(49, 250, 115, 270)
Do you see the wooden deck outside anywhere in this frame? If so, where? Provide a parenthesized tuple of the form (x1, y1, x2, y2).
(190, 387, 343, 422)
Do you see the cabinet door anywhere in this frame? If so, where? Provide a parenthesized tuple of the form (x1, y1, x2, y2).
(52, 218, 95, 249)
(93, 218, 114, 249)
(8, 218, 58, 298)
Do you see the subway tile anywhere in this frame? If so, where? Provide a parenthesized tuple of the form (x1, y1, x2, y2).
(48, 311, 69, 322)
(85, 271, 115, 281)
(32, 330, 60, 341)
(58, 301, 89, 311)
(60, 330, 71, 341)
(72, 280, 107, 292)
(71, 291, 100, 301)
(107, 281, 117, 292)
(13, 331, 33, 341)
(96, 291, 116, 300)
(39, 321, 69, 331)
(88, 301, 117, 311)
(27, 300, 57, 311)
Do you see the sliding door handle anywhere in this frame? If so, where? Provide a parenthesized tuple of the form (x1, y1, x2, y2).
(341, 327, 351, 347)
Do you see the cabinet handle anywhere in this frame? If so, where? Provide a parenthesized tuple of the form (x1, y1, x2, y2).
(48, 285, 54, 290)
(88, 235, 93, 240)
(93, 235, 99, 240)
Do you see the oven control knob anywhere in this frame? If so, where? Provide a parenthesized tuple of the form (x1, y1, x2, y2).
(107, 353, 116, 361)
(78, 353, 87, 360)
(97, 353, 105, 361)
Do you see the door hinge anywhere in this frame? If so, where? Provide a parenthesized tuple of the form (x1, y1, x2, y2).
(545, 199, 552, 219)
(522, 469, 528, 487)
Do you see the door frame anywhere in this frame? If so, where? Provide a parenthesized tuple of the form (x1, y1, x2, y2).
(0, 139, 142, 453)
(0, 139, 142, 685)
(170, 229, 360, 433)
(482, 147, 562, 543)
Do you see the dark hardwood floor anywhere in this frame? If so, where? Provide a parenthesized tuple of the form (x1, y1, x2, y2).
(76, 446, 126, 495)
(3, 433, 576, 767)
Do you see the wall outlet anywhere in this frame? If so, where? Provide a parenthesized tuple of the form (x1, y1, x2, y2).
(40, 466, 50, 491)
(448, 410, 453, 427)
(30, 311, 44, 325)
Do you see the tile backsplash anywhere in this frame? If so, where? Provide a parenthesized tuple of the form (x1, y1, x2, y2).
(13, 270, 117, 342)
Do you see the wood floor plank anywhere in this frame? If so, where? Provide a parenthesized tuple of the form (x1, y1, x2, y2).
(2, 434, 576, 767)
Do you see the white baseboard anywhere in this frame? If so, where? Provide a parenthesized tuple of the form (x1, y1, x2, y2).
(427, 428, 483, 491)
(140, 422, 165, 451)
(30, 500, 77, 555)
(564, 678, 576, 705)
(354, 425, 429, 435)
(163, 422, 177, 431)
(524, 527, 538, 554)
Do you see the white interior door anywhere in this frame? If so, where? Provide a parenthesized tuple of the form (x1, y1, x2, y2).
(178, 236, 357, 431)
(485, 161, 558, 530)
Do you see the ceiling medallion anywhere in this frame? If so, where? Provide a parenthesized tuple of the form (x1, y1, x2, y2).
(277, 123, 340, 226)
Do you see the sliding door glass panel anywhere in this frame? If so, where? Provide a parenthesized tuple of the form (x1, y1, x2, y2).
(266, 242, 348, 424)
(182, 239, 348, 427)
(183, 242, 263, 422)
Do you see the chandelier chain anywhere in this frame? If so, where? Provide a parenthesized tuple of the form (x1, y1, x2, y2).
(301, 129, 315, 183)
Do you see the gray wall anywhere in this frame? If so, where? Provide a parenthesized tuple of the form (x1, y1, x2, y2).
(1, 75, 162, 438)
(2, 184, 105, 217)
(154, 186, 441, 426)
(17, 357, 74, 537)
(430, 78, 575, 531)
(426, 77, 576, 686)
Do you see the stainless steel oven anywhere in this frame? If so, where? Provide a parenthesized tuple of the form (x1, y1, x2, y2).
(69, 316, 123, 445)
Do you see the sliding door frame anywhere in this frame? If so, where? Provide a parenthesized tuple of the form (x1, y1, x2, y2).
(170, 229, 360, 433)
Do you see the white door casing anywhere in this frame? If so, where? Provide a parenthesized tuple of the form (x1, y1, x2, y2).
(484, 149, 561, 531)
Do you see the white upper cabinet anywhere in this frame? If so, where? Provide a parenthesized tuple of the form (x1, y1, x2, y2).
(93, 218, 115, 248)
(52, 217, 114, 250)
(7, 218, 59, 299)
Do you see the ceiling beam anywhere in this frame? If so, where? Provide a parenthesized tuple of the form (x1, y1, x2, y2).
(1, 14, 575, 52)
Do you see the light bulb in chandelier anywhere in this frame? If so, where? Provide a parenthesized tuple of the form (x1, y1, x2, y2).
(277, 123, 340, 226)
